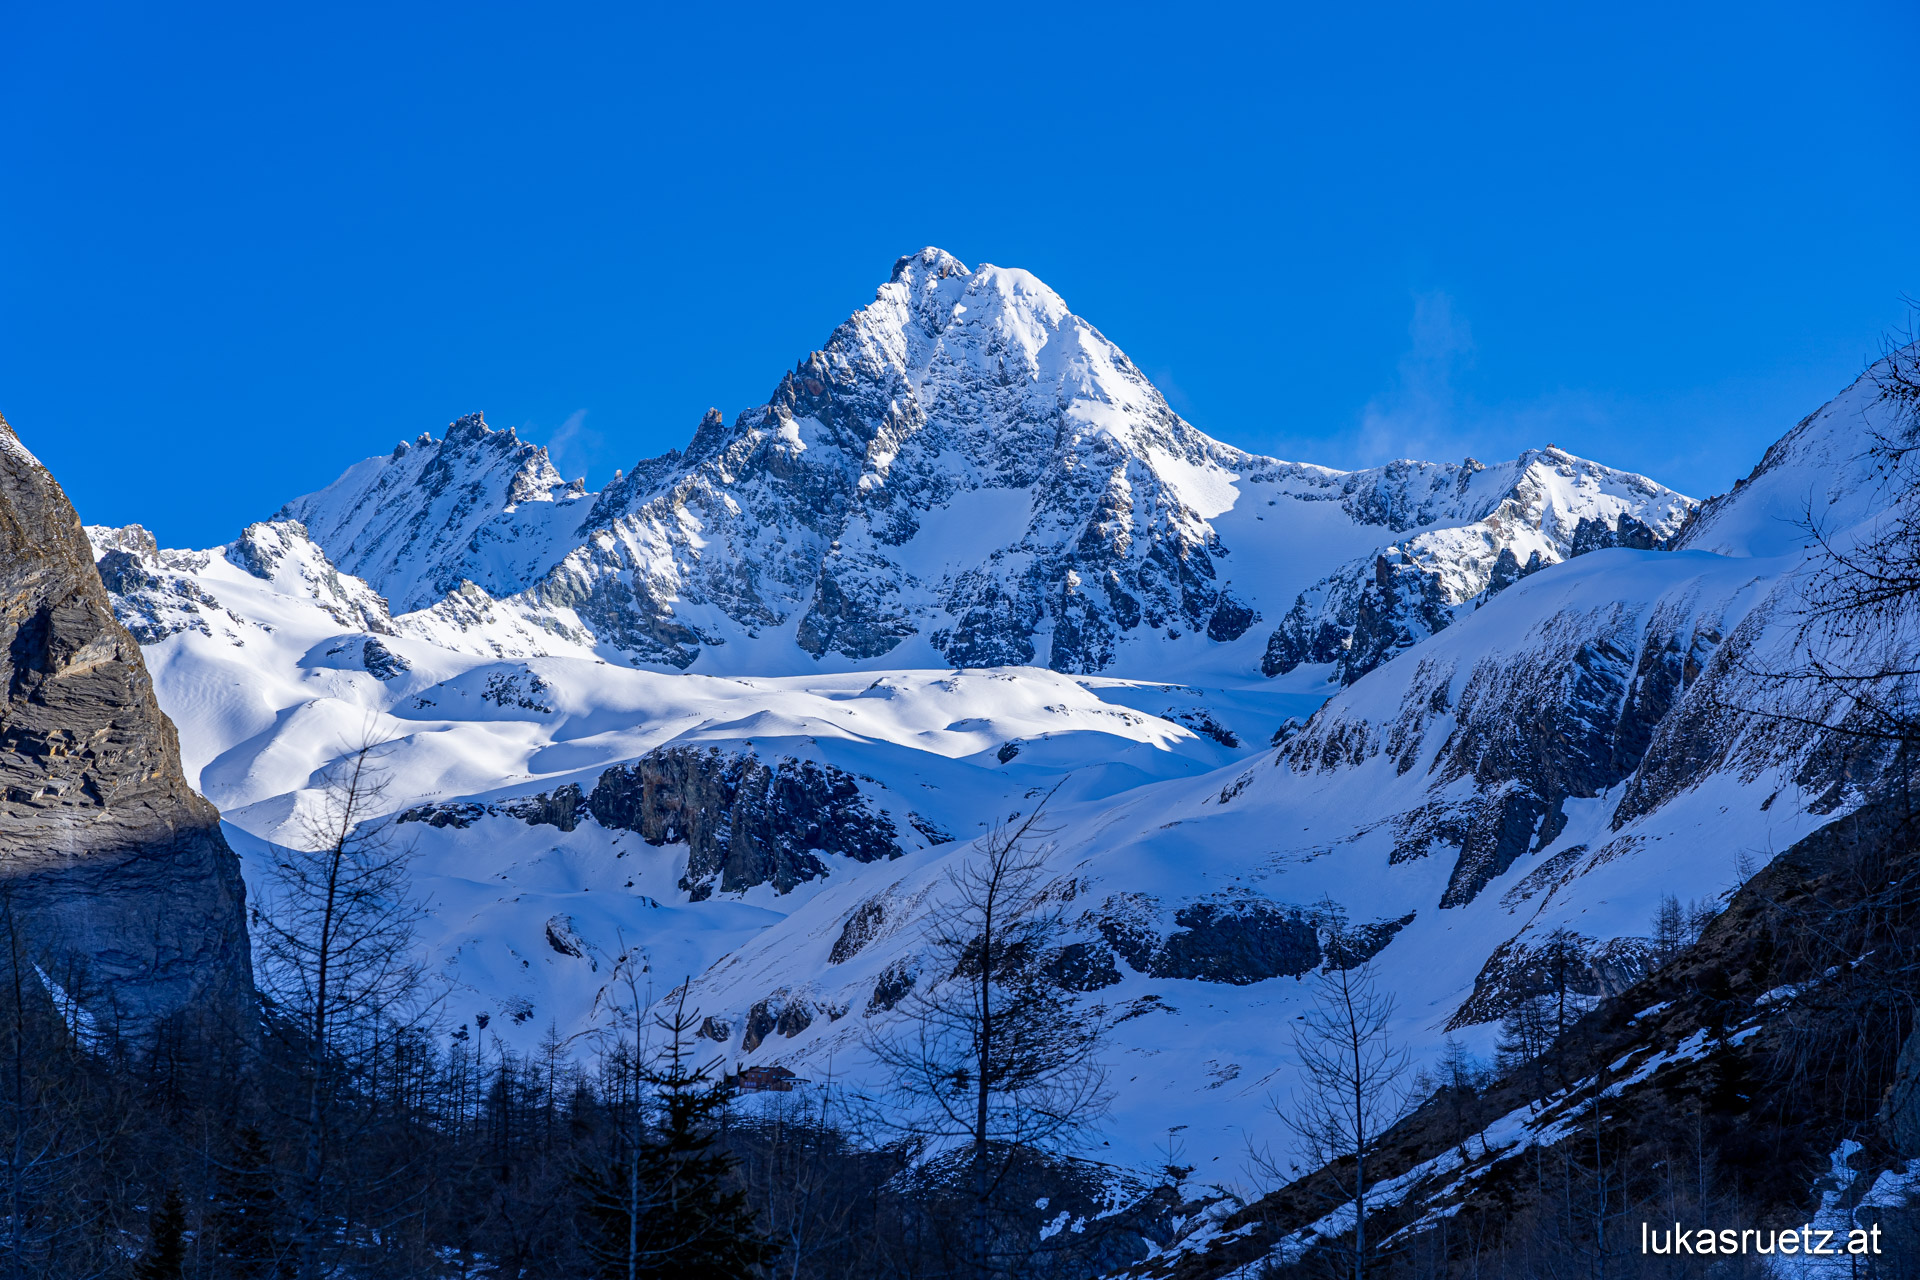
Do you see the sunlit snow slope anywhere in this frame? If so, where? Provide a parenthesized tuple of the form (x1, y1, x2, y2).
(78, 255, 1903, 1189)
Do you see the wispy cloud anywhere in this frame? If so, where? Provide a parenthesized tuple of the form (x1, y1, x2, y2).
(541, 409, 602, 484)
(1357, 291, 1476, 463)
(1356, 292, 1614, 468)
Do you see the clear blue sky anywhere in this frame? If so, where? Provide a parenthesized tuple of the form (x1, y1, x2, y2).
(4, 3, 1915, 548)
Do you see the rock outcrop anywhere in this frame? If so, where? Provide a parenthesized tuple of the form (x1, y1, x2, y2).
(588, 746, 901, 898)
(0, 416, 253, 1039)
(398, 745, 906, 899)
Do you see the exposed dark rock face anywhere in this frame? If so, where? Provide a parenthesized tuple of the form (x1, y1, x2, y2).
(394, 748, 901, 899)
(94, 548, 221, 642)
(0, 416, 253, 1038)
(480, 668, 552, 712)
(1608, 613, 1756, 828)
(1425, 608, 1703, 908)
(1085, 894, 1403, 985)
(396, 801, 494, 829)
(1095, 897, 1162, 973)
(506, 783, 584, 832)
(1045, 941, 1124, 991)
(907, 813, 954, 845)
(774, 1000, 814, 1039)
(85, 526, 224, 643)
(867, 958, 918, 1013)
(1339, 553, 1455, 686)
(94, 548, 158, 597)
(1482, 546, 1542, 597)
(1568, 510, 1661, 556)
(397, 783, 586, 832)
(828, 898, 887, 964)
(1260, 550, 1454, 686)
(1163, 706, 1239, 748)
(544, 916, 585, 958)
(1446, 932, 1656, 1029)
(587, 746, 901, 898)
(226, 520, 292, 579)
(741, 997, 781, 1052)
(1148, 901, 1322, 984)
(795, 567, 916, 660)
(1437, 784, 1557, 910)
(1322, 911, 1417, 971)
(1290, 598, 1729, 911)
(529, 565, 710, 670)
(361, 637, 411, 680)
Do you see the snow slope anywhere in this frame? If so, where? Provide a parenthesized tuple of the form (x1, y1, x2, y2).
(87, 516, 1268, 1069)
(77, 255, 1912, 1195)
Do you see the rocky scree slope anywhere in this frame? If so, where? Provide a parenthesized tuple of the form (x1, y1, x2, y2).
(0, 415, 252, 1039)
(279, 249, 1689, 682)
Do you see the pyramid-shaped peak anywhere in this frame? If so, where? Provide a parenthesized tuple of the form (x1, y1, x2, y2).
(891, 246, 972, 283)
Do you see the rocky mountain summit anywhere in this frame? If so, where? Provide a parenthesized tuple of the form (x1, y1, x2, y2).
(0, 416, 252, 1039)
(278, 249, 1690, 682)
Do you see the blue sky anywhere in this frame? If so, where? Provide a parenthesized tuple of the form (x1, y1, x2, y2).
(4, 2, 1915, 547)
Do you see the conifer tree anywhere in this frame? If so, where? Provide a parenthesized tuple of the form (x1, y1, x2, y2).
(133, 1187, 186, 1280)
(578, 992, 777, 1280)
(207, 1126, 280, 1278)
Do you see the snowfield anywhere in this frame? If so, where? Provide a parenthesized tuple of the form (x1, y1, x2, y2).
(77, 251, 1912, 1195)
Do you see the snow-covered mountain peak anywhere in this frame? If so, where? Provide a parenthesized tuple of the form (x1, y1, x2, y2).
(280, 411, 584, 613)
(889, 244, 970, 283)
(84, 259, 1920, 1197)
(863, 248, 1148, 434)
(262, 252, 1690, 683)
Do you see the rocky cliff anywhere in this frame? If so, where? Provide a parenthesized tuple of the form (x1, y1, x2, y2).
(0, 415, 253, 1039)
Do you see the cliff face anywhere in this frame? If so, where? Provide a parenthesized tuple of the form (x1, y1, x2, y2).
(0, 416, 252, 1038)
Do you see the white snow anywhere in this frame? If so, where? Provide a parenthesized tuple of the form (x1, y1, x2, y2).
(81, 251, 1920, 1211)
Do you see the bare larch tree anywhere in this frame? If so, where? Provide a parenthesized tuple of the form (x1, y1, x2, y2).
(865, 797, 1110, 1280)
(252, 735, 429, 1279)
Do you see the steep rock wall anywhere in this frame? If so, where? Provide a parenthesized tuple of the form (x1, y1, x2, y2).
(0, 416, 253, 1038)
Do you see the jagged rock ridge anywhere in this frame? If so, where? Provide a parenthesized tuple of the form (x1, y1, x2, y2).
(1260, 450, 1692, 686)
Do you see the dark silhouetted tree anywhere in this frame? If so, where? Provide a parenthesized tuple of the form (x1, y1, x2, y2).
(578, 990, 776, 1280)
